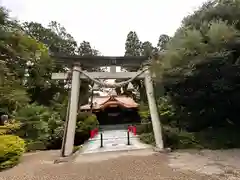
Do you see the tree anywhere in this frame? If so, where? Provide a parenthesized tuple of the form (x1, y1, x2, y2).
(153, 0, 240, 133)
(77, 40, 102, 105)
(23, 21, 78, 55)
(125, 31, 142, 56)
(23, 21, 79, 105)
(78, 41, 100, 56)
(157, 34, 171, 51)
(141, 41, 154, 57)
(0, 5, 101, 153)
(123, 31, 149, 102)
(0, 8, 50, 113)
(0, 60, 29, 114)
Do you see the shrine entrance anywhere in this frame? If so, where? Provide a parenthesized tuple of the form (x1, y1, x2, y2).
(99, 106, 124, 125)
(51, 54, 164, 157)
(98, 106, 140, 125)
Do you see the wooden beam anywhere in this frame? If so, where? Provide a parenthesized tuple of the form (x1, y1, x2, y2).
(50, 54, 148, 67)
(51, 72, 146, 80)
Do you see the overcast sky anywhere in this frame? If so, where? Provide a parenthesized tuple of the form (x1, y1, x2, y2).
(1, 0, 207, 56)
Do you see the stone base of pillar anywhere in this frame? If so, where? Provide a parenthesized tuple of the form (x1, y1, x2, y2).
(153, 147, 172, 153)
(54, 149, 80, 164)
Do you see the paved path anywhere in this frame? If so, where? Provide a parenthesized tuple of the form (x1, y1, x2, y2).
(81, 129, 151, 154)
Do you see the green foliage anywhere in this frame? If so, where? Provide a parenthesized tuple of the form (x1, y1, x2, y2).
(11, 104, 98, 151)
(138, 91, 240, 149)
(157, 34, 171, 51)
(78, 41, 100, 56)
(138, 96, 178, 126)
(25, 140, 46, 152)
(138, 125, 202, 149)
(138, 109, 150, 122)
(162, 126, 201, 149)
(14, 104, 64, 150)
(139, 133, 155, 145)
(0, 135, 25, 170)
(194, 127, 240, 149)
(125, 31, 142, 56)
(23, 21, 77, 55)
(157, 96, 178, 125)
(148, 0, 240, 150)
(136, 122, 152, 134)
(0, 59, 29, 114)
(14, 104, 50, 141)
(75, 112, 99, 145)
(0, 126, 8, 135)
(73, 145, 82, 153)
(0, 120, 21, 135)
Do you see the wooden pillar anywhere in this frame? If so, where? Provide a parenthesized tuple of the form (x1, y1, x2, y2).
(62, 64, 81, 156)
(144, 67, 164, 150)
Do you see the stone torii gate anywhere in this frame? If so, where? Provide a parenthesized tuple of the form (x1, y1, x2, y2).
(51, 54, 163, 157)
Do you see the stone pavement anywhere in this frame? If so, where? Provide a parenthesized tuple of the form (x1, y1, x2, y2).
(80, 129, 152, 154)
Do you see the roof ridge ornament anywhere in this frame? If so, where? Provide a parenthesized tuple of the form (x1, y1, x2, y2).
(127, 82, 134, 91)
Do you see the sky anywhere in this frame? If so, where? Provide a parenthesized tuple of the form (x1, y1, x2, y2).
(0, 0, 207, 56)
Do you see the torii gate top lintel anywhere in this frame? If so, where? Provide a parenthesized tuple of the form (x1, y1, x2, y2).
(50, 53, 149, 68)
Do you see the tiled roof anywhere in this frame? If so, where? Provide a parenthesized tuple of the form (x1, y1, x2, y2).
(80, 96, 139, 110)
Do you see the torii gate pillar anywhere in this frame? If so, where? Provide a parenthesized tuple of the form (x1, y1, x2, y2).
(144, 67, 164, 150)
(62, 63, 81, 156)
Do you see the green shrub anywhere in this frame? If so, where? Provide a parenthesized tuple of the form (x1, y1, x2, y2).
(14, 104, 50, 141)
(0, 135, 25, 170)
(45, 112, 64, 149)
(25, 140, 46, 152)
(136, 122, 152, 134)
(138, 110, 150, 122)
(0, 120, 21, 135)
(0, 126, 8, 135)
(75, 112, 99, 145)
(138, 96, 178, 127)
(138, 123, 202, 149)
(11, 105, 99, 151)
(158, 96, 178, 125)
(138, 98, 199, 149)
(139, 133, 155, 145)
(14, 103, 64, 151)
(194, 127, 240, 149)
(163, 126, 202, 149)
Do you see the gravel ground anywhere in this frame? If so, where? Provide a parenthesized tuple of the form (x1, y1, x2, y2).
(168, 149, 240, 180)
(0, 149, 239, 180)
(0, 151, 221, 180)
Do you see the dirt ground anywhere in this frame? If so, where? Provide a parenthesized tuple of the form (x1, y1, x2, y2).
(168, 149, 240, 180)
(0, 149, 240, 180)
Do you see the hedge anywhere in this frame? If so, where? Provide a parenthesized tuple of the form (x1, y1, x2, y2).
(137, 123, 201, 149)
(138, 124, 240, 150)
(0, 135, 25, 170)
(75, 112, 99, 145)
(0, 120, 21, 135)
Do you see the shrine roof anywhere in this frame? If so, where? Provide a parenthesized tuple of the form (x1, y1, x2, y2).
(80, 95, 139, 110)
(50, 53, 149, 68)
